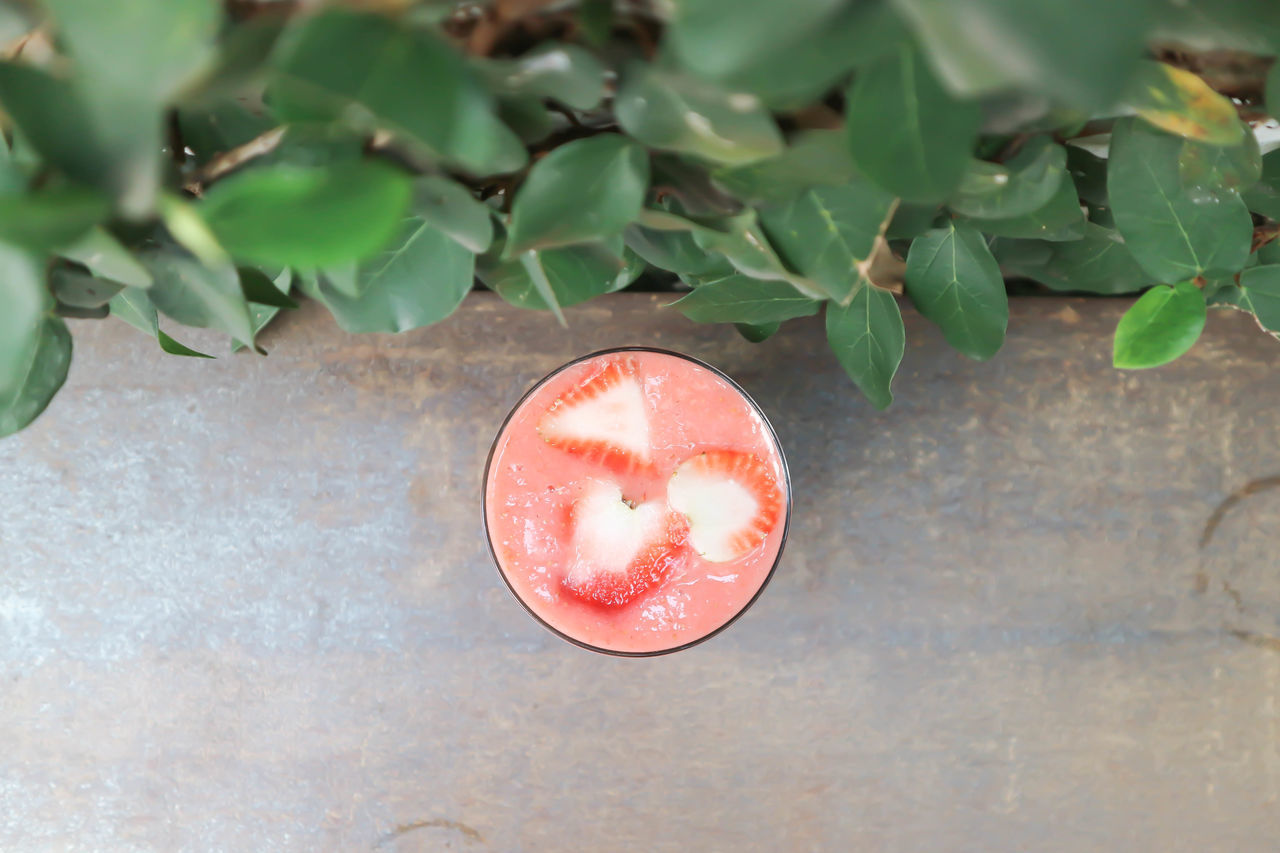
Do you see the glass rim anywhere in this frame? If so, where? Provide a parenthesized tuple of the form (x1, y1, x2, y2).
(481, 346, 792, 658)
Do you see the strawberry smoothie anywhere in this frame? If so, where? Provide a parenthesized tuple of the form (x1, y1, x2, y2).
(483, 348, 789, 655)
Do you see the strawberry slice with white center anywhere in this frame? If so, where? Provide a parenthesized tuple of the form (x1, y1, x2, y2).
(667, 451, 784, 563)
(538, 357, 651, 472)
(564, 480, 688, 606)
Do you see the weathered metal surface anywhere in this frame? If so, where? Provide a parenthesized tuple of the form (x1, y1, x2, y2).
(2, 294, 1279, 851)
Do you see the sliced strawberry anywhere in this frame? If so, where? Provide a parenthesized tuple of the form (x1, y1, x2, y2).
(537, 357, 651, 472)
(667, 450, 783, 563)
(563, 480, 688, 606)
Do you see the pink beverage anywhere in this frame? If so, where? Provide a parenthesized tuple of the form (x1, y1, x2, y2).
(483, 348, 790, 655)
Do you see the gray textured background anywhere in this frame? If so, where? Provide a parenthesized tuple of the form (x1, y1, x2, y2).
(2, 294, 1279, 852)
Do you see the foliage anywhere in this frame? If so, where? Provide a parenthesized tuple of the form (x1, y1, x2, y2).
(2, 0, 1280, 435)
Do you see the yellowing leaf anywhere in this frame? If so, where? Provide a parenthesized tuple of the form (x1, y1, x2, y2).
(1128, 62, 1243, 146)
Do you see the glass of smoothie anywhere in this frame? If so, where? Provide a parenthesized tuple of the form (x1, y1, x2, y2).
(483, 347, 790, 656)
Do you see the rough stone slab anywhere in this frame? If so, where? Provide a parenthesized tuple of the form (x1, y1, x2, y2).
(2, 294, 1280, 852)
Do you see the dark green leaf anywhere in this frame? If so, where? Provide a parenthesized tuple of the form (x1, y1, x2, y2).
(1112, 281, 1206, 368)
(665, 0, 846, 80)
(270, 10, 526, 175)
(1243, 151, 1280, 220)
(893, 0, 1153, 109)
(55, 303, 108, 319)
(0, 188, 108, 252)
(886, 203, 943, 240)
(233, 269, 292, 352)
(1108, 118, 1252, 283)
(1231, 265, 1280, 333)
(505, 135, 649, 255)
(177, 100, 277, 166)
(413, 176, 493, 253)
(845, 44, 981, 203)
(1269, 59, 1280, 119)
(948, 137, 1066, 218)
(239, 267, 298, 308)
(904, 223, 1008, 360)
(670, 275, 821, 324)
(825, 285, 905, 410)
(495, 94, 559, 145)
(959, 173, 1086, 241)
(140, 248, 255, 344)
(758, 181, 898, 303)
(301, 222, 475, 334)
(735, 321, 780, 343)
(712, 130, 856, 205)
(624, 222, 731, 277)
(51, 267, 123, 308)
(615, 65, 784, 166)
(479, 43, 606, 111)
(200, 161, 412, 268)
(477, 240, 637, 312)
(993, 223, 1150, 295)
(62, 228, 153, 288)
(0, 245, 52, 412)
(0, 316, 71, 437)
(158, 330, 215, 359)
(1066, 146, 1108, 205)
(1125, 61, 1243, 145)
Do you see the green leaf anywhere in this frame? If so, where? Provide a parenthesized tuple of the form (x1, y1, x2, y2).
(670, 275, 821, 324)
(505, 135, 649, 255)
(845, 43, 981, 203)
(51, 267, 124, 309)
(1243, 151, 1280, 220)
(234, 268, 292, 352)
(413, 176, 493, 253)
(0, 316, 72, 438)
(302, 222, 475, 334)
(495, 94, 558, 145)
(624, 221, 732, 277)
(0, 244, 52, 410)
(479, 43, 606, 111)
(904, 223, 1007, 360)
(1066, 146, 1109, 206)
(200, 161, 411, 268)
(1112, 281, 1206, 369)
(886, 203, 943, 240)
(177, 100, 277, 167)
(1125, 61, 1244, 146)
(239, 267, 298, 308)
(758, 181, 898, 303)
(1269, 59, 1280, 119)
(1177, 127, 1260, 192)
(62, 228, 152, 288)
(993, 223, 1149, 295)
(712, 130, 857, 205)
(109, 287, 160, 336)
(948, 137, 1066, 219)
(825, 285, 905, 410)
(1231, 265, 1280, 334)
(666, 0, 846, 80)
(735, 321, 780, 343)
(158, 330, 215, 359)
(959, 173, 1086, 241)
(140, 247, 255, 344)
(892, 0, 1153, 110)
(615, 65, 784, 166)
(0, 188, 108, 252)
(1108, 118, 1252, 283)
(477, 240, 637, 312)
(269, 10, 526, 175)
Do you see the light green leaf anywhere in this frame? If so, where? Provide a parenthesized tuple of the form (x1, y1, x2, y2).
(959, 173, 1086, 241)
(0, 316, 71, 438)
(615, 65, 784, 166)
(413, 176, 493, 253)
(1113, 281, 1206, 368)
(505, 135, 649, 255)
(140, 248, 255, 344)
(758, 181, 898, 303)
(62, 228, 152, 288)
(0, 244, 51, 410)
(712, 130, 857, 205)
(993, 223, 1149, 294)
(948, 137, 1066, 218)
(904, 223, 1007, 360)
(270, 10, 526, 175)
(200, 161, 412, 268)
(302, 222, 475, 334)
(109, 287, 160, 336)
(826, 285, 905, 410)
(1108, 118, 1252, 283)
(479, 43, 606, 111)
(477, 240, 637, 313)
(624, 221, 731, 277)
(892, 0, 1153, 110)
(1126, 61, 1244, 145)
(1177, 127, 1260, 192)
(0, 187, 108, 252)
(670, 275, 821, 324)
(845, 43, 981, 203)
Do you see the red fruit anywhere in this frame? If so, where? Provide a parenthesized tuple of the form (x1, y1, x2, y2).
(538, 357, 651, 472)
(667, 450, 784, 562)
(563, 480, 688, 606)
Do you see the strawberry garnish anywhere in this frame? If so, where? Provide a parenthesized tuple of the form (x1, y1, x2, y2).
(563, 480, 689, 606)
(667, 451, 783, 563)
(537, 356, 651, 472)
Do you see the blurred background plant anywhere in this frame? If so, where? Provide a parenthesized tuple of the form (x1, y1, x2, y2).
(2, 0, 1279, 435)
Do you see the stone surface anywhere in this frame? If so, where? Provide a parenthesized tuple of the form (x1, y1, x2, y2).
(2, 294, 1280, 851)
